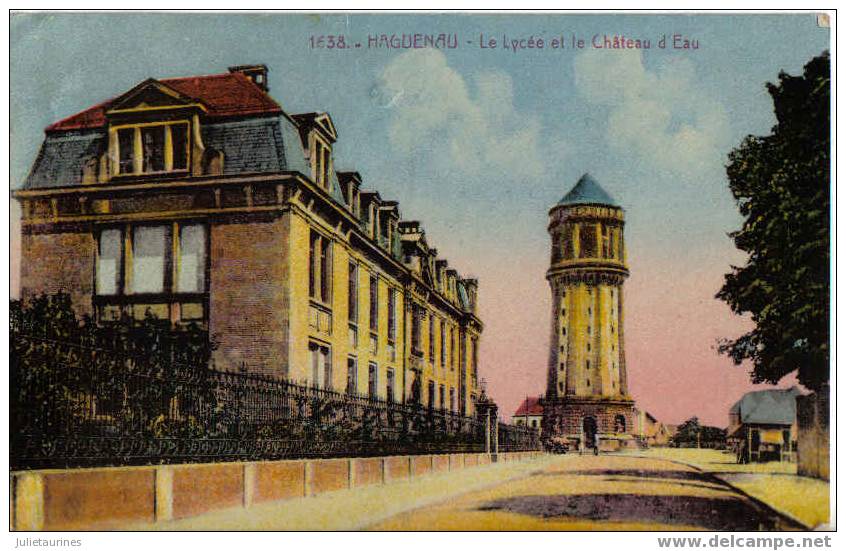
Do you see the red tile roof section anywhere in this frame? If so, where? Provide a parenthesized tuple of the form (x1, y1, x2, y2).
(45, 72, 282, 132)
(514, 396, 543, 416)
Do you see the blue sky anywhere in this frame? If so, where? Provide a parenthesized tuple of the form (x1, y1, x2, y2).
(9, 13, 830, 423)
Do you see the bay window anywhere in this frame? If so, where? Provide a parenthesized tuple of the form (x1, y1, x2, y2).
(95, 222, 207, 323)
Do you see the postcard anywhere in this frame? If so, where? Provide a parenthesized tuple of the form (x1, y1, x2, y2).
(7, 11, 833, 534)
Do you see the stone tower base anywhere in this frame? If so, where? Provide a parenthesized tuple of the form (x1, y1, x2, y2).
(541, 397, 636, 451)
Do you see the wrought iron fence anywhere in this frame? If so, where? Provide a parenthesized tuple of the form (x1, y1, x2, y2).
(10, 328, 540, 470)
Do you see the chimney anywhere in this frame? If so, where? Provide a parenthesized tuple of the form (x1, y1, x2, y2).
(229, 64, 269, 92)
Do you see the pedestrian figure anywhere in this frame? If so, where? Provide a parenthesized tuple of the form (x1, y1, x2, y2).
(593, 432, 600, 455)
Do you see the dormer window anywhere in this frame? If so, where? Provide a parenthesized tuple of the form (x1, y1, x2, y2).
(113, 121, 189, 176)
(313, 138, 332, 189)
(346, 183, 360, 217)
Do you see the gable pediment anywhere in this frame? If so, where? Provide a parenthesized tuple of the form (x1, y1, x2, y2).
(106, 79, 207, 115)
(313, 113, 337, 141)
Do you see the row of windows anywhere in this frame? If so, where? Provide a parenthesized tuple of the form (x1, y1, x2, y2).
(556, 223, 623, 261)
(316, 231, 473, 373)
(96, 223, 206, 296)
(310, 342, 394, 397)
(115, 122, 190, 176)
(311, 340, 459, 410)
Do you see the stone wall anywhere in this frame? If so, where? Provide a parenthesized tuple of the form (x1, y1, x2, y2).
(10, 451, 543, 531)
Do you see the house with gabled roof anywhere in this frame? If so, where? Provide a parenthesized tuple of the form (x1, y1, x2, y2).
(513, 396, 543, 431)
(728, 387, 803, 463)
(15, 64, 483, 413)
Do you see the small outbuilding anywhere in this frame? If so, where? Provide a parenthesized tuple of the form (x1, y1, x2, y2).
(727, 387, 802, 463)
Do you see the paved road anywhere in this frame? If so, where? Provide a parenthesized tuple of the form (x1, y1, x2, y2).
(368, 454, 802, 531)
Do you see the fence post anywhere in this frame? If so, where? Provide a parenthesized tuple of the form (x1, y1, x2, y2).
(155, 466, 174, 522)
(13, 472, 45, 531)
(485, 412, 491, 453)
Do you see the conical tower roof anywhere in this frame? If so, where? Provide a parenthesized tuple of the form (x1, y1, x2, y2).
(557, 173, 619, 207)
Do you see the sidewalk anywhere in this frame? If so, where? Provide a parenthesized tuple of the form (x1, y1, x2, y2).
(714, 472, 830, 529)
(621, 448, 831, 529)
(134, 454, 555, 531)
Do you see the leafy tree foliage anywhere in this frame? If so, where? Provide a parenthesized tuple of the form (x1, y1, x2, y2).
(10, 293, 215, 442)
(672, 417, 726, 448)
(717, 52, 830, 391)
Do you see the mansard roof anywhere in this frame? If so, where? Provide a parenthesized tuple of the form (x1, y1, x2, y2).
(25, 115, 308, 190)
(558, 173, 619, 207)
(45, 71, 282, 132)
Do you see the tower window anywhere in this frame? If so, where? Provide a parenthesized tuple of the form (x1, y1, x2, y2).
(587, 326, 592, 335)
(587, 343, 591, 352)
(587, 307, 592, 316)
(558, 382, 564, 392)
(559, 362, 564, 371)
(580, 223, 597, 258)
(602, 225, 611, 257)
(561, 326, 566, 336)
(611, 324, 615, 334)
(586, 360, 590, 369)
(586, 379, 590, 387)
(560, 345, 564, 353)
(561, 308, 566, 316)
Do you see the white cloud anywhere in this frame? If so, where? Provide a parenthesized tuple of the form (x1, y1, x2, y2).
(375, 49, 547, 179)
(574, 49, 730, 178)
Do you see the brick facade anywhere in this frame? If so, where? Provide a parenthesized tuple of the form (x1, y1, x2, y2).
(20, 228, 96, 319)
(542, 175, 636, 447)
(15, 64, 484, 411)
(209, 216, 291, 376)
(542, 399, 635, 437)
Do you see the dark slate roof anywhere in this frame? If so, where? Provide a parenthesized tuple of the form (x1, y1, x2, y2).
(730, 387, 802, 426)
(24, 116, 309, 189)
(558, 173, 619, 207)
(203, 116, 307, 176)
(25, 131, 105, 189)
(327, 167, 346, 204)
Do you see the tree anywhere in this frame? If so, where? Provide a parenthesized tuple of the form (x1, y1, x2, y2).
(716, 51, 830, 391)
(10, 293, 215, 445)
(673, 417, 701, 447)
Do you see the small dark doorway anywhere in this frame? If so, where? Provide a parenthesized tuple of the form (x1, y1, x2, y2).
(583, 416, 598, 448)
